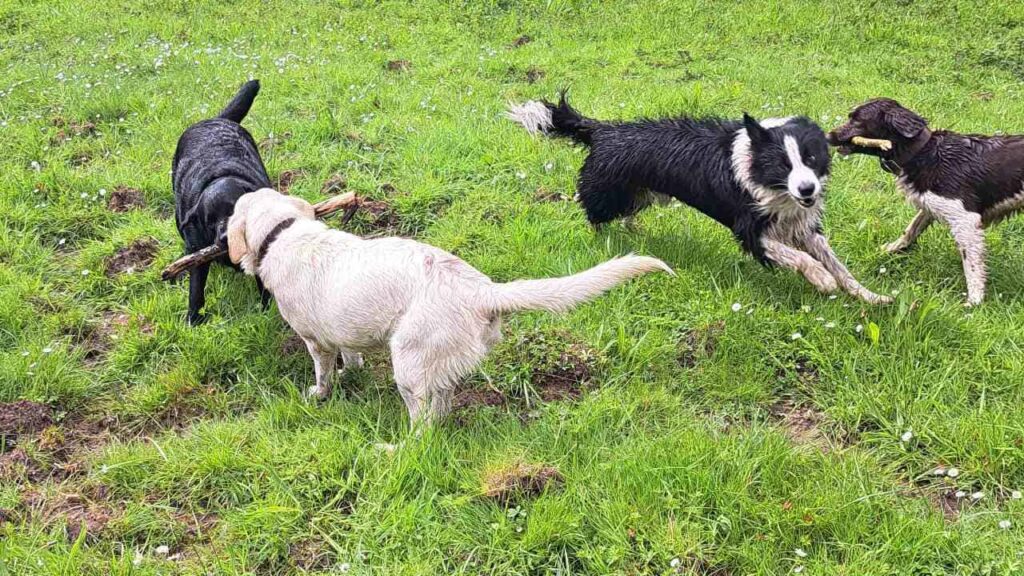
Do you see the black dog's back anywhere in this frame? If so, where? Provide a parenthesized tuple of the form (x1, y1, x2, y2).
(173, 80, 271, 250)
(171, 80, 272, 325)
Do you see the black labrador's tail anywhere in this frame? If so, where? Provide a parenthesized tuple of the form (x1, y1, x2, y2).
(218, 80, 260, 123)
(506, 91, 601, 146)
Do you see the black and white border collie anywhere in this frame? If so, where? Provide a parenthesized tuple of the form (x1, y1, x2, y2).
(507, 94, 890, 304)
(829, 98, 1024, 306)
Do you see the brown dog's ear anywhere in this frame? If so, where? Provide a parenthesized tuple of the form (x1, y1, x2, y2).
(885, 107, 927, 139)
(227, 210, 248, 264)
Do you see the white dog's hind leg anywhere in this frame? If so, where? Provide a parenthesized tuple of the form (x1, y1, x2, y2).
(303, 338, 337, 400)
(340, 350, 364, 371)
(762, 239, 839, 294)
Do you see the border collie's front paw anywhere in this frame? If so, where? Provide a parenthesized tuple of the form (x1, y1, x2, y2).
(883, 239, 910, 254)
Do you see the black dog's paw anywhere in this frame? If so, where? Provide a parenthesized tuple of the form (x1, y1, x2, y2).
(187, 312, 209, 326)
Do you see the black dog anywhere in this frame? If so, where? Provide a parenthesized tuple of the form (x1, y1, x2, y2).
(829, 98, 1024, 305)
(507, 94, 889, 304)
(173, 80, 272, 325)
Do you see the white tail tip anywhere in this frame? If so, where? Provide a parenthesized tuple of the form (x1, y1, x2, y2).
(506, 100, 553, 135)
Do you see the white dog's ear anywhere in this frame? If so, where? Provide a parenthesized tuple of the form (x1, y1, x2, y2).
(227, 209, 248, 264)
(286, 196, 315, 218)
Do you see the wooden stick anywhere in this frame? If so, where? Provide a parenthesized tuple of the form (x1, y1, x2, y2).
(160, 192, 361, 282)
(851, 136, 893, 151)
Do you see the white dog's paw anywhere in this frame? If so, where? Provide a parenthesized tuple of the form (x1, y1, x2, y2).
(965, 293, 984, 307)
(305, 385, 329, 401)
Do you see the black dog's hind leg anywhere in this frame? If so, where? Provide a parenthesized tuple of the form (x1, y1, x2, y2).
(255, 276, 272, 310)
(576, 162, 642, 228)
(187, 263, 211, 326)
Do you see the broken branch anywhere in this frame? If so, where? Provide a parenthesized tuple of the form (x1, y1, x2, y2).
(160, 192, 361, 282)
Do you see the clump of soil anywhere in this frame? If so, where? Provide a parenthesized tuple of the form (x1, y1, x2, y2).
(386, 59, 411, 72)
(107, 186, 145, 212)
(351, 199, 402, 235)
(525, 67, 545, 84)
(534, 187, 568, 203)
(275, 169, 305, 192)
(0, 400, 53, 441)
(76, 311, 133, 366)
(51, 118, 97, 145)
(21, 488, 115, 543)
(481, 461, 563, 504)
(105, 238, 160, 276)
(932, 490, 962, 521)
(511, 35, 532, 48)
(321, 174, 347, 195)
(678, 320, 725, 368)
(769, 398, 830, 453)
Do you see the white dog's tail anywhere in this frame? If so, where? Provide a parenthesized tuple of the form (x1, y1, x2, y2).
(485, 255, 673, 314)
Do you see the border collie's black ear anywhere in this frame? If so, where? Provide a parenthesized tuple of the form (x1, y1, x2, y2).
(885, 106, 926, 139)
(743, 112, 770, 143)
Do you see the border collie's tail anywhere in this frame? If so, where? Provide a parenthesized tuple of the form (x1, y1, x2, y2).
(506, 92, 600, 145)
(218, 80, 260, 123)
(483, 255, 673, 314)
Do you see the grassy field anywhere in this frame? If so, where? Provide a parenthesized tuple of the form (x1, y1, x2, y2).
(3, 0, 1024, 573)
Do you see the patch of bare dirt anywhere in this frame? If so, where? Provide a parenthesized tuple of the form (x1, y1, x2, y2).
(525, 66, 545, 84)
(352, 199, 402, 234)
(275, 169, 305, 192)
(51, 118, 97, 145)
(453, 389, 505, 412)
(0, 449, 46, 483)
(321, 174, 347, 195)
(105, 238, 159, 276)
(534, 186, 568, 203)
(21, 487, 116, 543)
(510, 35, 532, 48)
(290, 538, 333, 571)
(481, 461, 563, 504)
(107, 185, 145, 212)
(70, 152, 94, 167)
(931, 490, 962, 521)
(386, 59, 411, 72)
(678, 320, 725, 368)
(0, 400, 53, 440)
(769, 398, 830, 453)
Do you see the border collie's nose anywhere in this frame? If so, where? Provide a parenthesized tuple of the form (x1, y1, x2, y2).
(798, 183, 816, 197)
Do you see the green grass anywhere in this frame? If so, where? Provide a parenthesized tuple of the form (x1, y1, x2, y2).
(2, 0, 1024, 574)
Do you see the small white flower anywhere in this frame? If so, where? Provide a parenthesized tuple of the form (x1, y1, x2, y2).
(824, 322, 836, 329)
(30, 161, 41, 171)
(999, 520, 1012, 529)
(339, 563, 351, 572)
(791, 332, 802, 340)
(80, 192, 89, 199)
(795, 548, 807, 558)
(81, 270, 90, 276)
(1012, 490, 1022, 499)
(855, 324, 863, 333)
(828, 294, 837, 300)
(901, 429, 913, 442)
(99, 188, 106, 196)
(971, 491, 984, 501)
(42, 347, 53, 354)
(800, 305, 811, 313)
(955, 490, 966, 499)
(515, 171, 526, 180)
(670, 558, 681, 568)
(947, 468, 960, 478)
(155, 545, 170, 555)
(793, 566, 804, 574)
(879, 266, 887, 274)
(731, 303, 742, 312)
(58, 238, 66, 245)
(544, 161, 554, 172)
(933, 467, 946, 476)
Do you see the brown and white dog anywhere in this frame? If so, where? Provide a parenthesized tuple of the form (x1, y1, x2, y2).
(227, 189, 672, 426)
(828, 98, 1024, 305)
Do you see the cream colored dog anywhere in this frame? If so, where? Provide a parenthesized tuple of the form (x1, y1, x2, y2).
(227, 189, 673, 426)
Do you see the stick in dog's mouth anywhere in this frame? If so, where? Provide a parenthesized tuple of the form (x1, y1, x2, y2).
(850, 136, 893, 151)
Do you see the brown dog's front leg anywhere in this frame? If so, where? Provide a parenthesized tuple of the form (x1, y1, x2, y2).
(762, 239, 839, 294)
